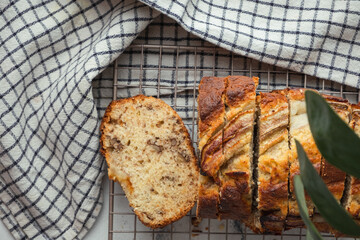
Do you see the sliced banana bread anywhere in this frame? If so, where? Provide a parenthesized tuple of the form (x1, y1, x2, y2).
(286, 88, 322, 229)
(256, 91, 289, 234)
(197, 76, 226, 219)
(198, 77, 226, 178)
(346, 103, 360, 219)
(320, 95, 350, 202)
(218, 76, 258, 223)
(312, 95, 351, 234)
(100, 95, 199, 228)
(196, 76, 258, 224)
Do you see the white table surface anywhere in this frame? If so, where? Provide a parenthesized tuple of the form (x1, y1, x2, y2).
(0, 176, 110, 240)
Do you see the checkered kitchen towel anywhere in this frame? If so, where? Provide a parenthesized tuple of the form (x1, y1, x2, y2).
(1, 0, 360, 239)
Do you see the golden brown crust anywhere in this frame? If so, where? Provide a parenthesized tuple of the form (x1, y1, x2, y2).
(217, 76, 258, 223)
(197, 77, 225, 218)
(197, 76, 257, 227)
(287, 88, 306, 100)
(219, 173, 251, 220)
(286, 88, 321, 229)
(351, 103, 360, 130)
(288, 87, 322, 167)
(225, 76, 258, 120)
(348, 178, 360, 217)
(225, 76, 258, 107)
(197, 81, 359, 234)
(198, 77, 226, 151)
(197, 175, 219, 219)
(286, 87, 319, 101)
(199, 75, 257, 178)
(322, 94, 349, 103)
(257, 92, 289, 234)
(321, 161, 346, 200)
(322, 94, 351, 122)
(351, 178, 360, 198)
(285, 216, 304, 229)
(200, 130, 223, 177)
(100, 100, 116, 156)
(319, 96, 350, 203)
(219, 153, 253, 222)
(101, 95, 198, 229)
(260, 92, 287, 107)
(198, 77, 225, 126)
(352, 103, 360, 112)
(346, 103, 360, 219)
(135, 208, 189, 229)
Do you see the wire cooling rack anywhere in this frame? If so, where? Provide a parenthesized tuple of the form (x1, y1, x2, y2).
(106, 44, 360, 240)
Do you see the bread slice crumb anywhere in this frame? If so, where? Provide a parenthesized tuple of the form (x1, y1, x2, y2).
(100, 95, 199, 228)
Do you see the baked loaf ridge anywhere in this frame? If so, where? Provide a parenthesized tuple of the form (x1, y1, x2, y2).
(219, 75, 257, 223)
(197, 76, 358, 235)
(197, 75, 258, 227)
(256, 91, 289, 233)
(313, 95, 351, 234)
(286, 88, 322, 229)
(100, 95, 199, 228)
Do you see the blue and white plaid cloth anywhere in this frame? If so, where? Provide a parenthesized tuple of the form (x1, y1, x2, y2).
(1, 0, 360, 239)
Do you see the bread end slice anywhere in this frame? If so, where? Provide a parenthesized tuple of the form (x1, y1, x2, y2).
(100, 95, 199, 228)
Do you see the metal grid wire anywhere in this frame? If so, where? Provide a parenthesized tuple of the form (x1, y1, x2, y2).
(107, 44, 360, 240)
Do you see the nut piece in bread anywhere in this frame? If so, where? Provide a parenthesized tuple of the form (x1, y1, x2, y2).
(256, 91, 289, 234)
(100, 95, 199, 228)
(286, 88, 321, 229)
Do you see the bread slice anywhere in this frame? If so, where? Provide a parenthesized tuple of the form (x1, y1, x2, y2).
(100, 95, 199, 228)
(218, 76, 258, 223)
(198, 77, 226, 177)
(313, 95, 351, 233)
(197, 77, 226, 218)
(320, 95, 350, 201)
(256, 91, 289, 234)
(346, 103, 360, 219)
(286, 88, 322, 229)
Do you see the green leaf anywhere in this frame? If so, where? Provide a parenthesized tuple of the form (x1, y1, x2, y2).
(295, 140, 360, 236)
(306, 229, 315, 240)
(305, 90, 360, 179)
(294, 175, 323, 240)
